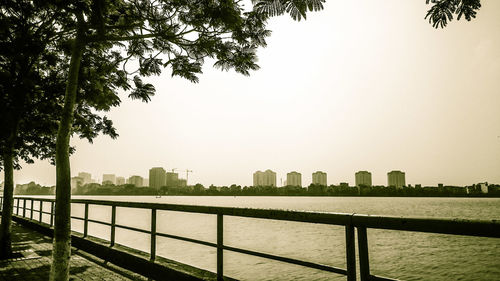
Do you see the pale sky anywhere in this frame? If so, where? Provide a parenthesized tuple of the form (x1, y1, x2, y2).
(8, 0, 500, 187)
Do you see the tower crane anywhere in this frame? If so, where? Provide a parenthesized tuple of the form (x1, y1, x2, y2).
(185, 169, 193, 185)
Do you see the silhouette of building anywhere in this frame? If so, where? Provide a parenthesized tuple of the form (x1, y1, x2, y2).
(102, 174, 116, 185)
(339, 182, 349, 188)
(166, 172, 179, 187)
(312, 171, 327, 186)
(128, 175, 143, 187)
(287, 171, 302, 187)
(178, 179, 187, 187)
(71, 177, 83, 189)
(149, 167, 166, 189)
(479, 182, 488, 193)
(116, 177, 125, 185)
(253, 170, 277, 187)
(355, 171, 372, 187)
(78, 172, 92, 185)
(387, 170, 405, 189)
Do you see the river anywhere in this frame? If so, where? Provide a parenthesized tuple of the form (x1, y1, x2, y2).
(29, 196, 500, 280)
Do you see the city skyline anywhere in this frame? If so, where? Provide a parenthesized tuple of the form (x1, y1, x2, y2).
(4, 0, 500, 188)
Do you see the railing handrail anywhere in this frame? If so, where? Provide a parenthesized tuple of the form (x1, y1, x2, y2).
(4, 196, 500, 281)
(8, 196, 500, 238)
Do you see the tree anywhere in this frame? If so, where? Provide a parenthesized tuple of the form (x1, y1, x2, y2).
(0, 2, 63, 258)
(41, 1, 331, 279)
(0, 1, 118, 258)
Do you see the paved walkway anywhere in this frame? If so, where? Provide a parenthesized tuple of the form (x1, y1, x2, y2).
(0, 221, 148, 281)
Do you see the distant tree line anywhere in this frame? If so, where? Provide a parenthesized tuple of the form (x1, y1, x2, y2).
(13, 182, 500, 197)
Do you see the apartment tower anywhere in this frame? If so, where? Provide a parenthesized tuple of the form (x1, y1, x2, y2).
(355, 171, 372, 187)
(312, 171, 327, 186)
(253, 170, 277, 187)
(149, 167, 166, 189)
(387, 170, 406, 189)
(287, 171, 302, 187)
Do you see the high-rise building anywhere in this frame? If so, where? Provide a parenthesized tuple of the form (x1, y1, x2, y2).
(116, 177, 125, 185)
(102, 174, 116, 185)
(253, 170, 277, 187)
(312, 171, 327, 186)
(78, 172, 92, 185)
(128, 175, 144, 187)
(387, 170, 405, 189)
(149, 167, 166, 189)
(355, 171, 372, 187)
(166, 172, 179, 187)
(286, 171, 302, 187)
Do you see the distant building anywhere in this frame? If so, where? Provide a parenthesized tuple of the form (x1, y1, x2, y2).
(128, 176, 144, 187)
(102, 174, 116, 185)
(178, 179, 187, 187)
(355, 171, 372, 187)
(166, 172, 179, 187)
(71, 177, 83, 189)
(479, 182, 488, 194)
(143, 178, 149, 187)
(78, 172, 92, 185)
(387, 171, 405, 189)
(312, 171, 327, 186)
(253, 170, 277, 187)
(149, 167, 166, 189)
(287, 171, 302, 187)
(116, 177, 126, 185)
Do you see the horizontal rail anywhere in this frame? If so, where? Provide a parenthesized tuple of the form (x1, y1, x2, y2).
(156, 232, 217, 248)
(114, 223, 150, 235)
(223, 244, 347, 275)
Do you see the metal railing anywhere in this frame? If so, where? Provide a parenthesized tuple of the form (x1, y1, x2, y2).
(2, 196, 500, 281)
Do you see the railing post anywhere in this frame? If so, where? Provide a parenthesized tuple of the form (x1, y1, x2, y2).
(83, 203, 89, 237)
(30, 200, 34, 220)
(357, 226, 370, 281)
(50, 201, 54, 226)
(39, 201, 43, 222)
(151, 208, 156, 261)
(16, 198, 19, 215)
(217, 214, 223, 281)
(110, 205, 116, 246)
(345, 225, 356, 281)
(23, 198, 26, 217)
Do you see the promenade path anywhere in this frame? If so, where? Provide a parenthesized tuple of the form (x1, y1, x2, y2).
(0, 220, 147, 281)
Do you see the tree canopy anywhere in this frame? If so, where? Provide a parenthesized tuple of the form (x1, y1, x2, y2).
(425, 0, 481, 28)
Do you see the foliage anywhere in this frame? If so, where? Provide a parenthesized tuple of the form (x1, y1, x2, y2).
(0, 1, 119, 169)
(425, 0, 481, 28)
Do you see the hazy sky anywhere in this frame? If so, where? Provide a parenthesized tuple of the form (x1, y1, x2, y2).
(7, 0, 500, 187)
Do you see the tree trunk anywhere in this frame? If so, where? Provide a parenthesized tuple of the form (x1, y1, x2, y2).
(0, 148, 14, 259)
(49, 36, 84, 281)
